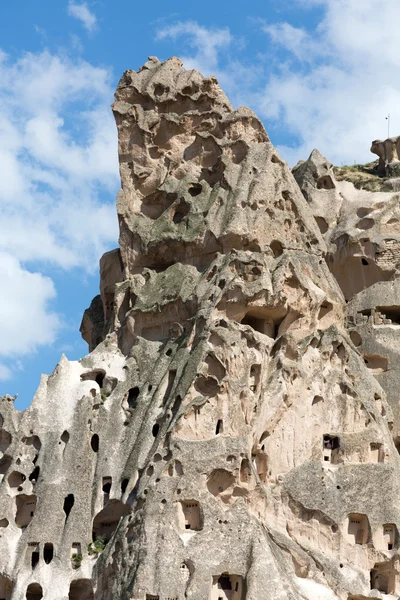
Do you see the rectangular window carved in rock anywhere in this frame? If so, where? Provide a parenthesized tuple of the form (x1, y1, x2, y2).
(178, 500, 201, 531)
(323, 435, 340, 464)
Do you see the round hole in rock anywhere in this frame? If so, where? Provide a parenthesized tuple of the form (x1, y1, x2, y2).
(0, 518, 8, 528)
(152, 424, 159, 437)
(188, 183, 202, 197)
(8, 471, 26, 488)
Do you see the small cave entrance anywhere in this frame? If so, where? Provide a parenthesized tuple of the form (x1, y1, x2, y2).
(382, 524, 397, 551)
(211, 574, 244, 600)
(241, 312, 282, 338)
(80, 369, 106, 388)
(322, 435, 341, 464)
(0, 574, 13, 600)
(15, 494, 37, 528)
(178, 500, 202, 531)
(369, 443, 384, 463)
(316, 175, 335, 190)
(370, 562, 395, 595)
(345, 514, 370, 545)
(69, 579, 94, 600)
(25, 584, 43, 600)
(92, 499, 130, 544)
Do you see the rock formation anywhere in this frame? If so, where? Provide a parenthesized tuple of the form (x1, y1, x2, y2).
(1, 56, 400, 600)
(371, 136, 400, 176)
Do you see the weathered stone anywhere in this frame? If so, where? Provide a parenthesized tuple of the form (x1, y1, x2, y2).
(371, 136, 400, 176)
(2, 57, 400, 600)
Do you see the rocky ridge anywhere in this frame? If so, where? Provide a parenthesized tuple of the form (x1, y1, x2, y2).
(1, 56, 400, 600)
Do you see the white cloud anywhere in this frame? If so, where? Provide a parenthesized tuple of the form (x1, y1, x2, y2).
(0, 254, 59, 356)
(259, 0, 400, 165)
(67, 1, 97, 32)
(156, 21, 234, 90)
(0, 365, 12, 382)
(0, 49, 119, 379)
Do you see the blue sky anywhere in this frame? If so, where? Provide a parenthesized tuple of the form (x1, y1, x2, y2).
(1, 0, 399, 409)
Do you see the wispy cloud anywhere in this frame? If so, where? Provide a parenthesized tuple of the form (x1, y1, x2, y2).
(156, 21, 233, 89)
(67, 1, 97, 32)
(0, 49, 119, 379)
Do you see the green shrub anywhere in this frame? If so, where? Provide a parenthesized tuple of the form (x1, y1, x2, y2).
(88, 536, 106, 555)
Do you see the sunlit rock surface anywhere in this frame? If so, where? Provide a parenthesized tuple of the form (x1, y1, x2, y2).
(1, 57, 400, 600)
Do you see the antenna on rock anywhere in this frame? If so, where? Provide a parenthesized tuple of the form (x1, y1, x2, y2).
(386, 113, 390, 138)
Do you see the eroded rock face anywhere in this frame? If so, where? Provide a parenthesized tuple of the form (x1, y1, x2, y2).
(1, 57, 399, 600)
(371, 136, 400, 176)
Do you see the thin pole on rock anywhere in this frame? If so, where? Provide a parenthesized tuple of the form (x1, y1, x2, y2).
(386, 113, 390, 138)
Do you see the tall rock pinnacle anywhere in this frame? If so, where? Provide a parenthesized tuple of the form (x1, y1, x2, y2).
(0, 57, 398, 600)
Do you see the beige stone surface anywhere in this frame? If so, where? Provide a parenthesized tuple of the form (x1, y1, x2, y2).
(1, 57, 400, 600)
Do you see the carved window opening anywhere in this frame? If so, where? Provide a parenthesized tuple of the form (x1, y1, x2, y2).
(370, 562, 395, 594)
(212, 574, 243, 600)
(92, 499, 130, 544)
(178, 500, 201, 531)
(383, 524, 397, 551)
(43, 543, 53, 564)
(15, 495, 37, 528)
(369, 443, 384, 463)
(31, 546, 39, 569)
(323, 435, 340, 464)
(345, 513, 370, 545)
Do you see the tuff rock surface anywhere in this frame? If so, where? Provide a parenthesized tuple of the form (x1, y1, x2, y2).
(371, 137, 400, 177)
(2, 56, 400, 600)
